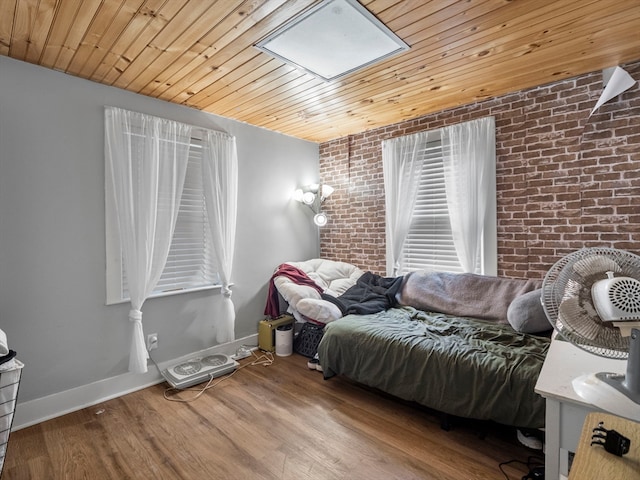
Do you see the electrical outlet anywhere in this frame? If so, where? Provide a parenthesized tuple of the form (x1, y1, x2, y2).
(147, 333, 158, 351)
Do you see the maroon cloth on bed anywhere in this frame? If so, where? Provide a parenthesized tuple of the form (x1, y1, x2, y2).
(263, 263, 324, 317)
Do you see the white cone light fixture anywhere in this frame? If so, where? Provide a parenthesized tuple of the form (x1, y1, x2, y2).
(293, 183, 333, 227)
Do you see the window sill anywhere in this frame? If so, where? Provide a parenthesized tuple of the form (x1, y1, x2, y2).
(106, 283, 232, 306)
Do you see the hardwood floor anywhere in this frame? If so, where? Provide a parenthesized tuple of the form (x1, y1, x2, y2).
(3, 353, 541, 479)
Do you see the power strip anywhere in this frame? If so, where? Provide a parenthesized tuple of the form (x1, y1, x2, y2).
(231, 345, 258, 360)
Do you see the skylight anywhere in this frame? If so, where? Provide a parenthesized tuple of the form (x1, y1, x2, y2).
(255, 0, 409, 82)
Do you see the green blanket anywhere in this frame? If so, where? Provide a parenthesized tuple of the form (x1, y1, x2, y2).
(318, 307, 550, 428)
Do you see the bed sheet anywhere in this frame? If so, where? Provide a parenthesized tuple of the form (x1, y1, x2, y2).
(317, 306, 550, 428)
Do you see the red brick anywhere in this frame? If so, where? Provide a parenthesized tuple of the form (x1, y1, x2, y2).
(319, 60, 640, 277)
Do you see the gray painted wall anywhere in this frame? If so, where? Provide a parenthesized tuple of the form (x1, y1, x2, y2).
(0, 56, 319, 404)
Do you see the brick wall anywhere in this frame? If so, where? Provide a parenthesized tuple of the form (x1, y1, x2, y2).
(319, 61, 640, 280)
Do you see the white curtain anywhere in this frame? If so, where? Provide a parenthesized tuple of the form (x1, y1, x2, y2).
(382, 130, 436, 276)
(105, 107, 192, 373)
(201, 130, 238, 343)
(441, 116, 495, 273)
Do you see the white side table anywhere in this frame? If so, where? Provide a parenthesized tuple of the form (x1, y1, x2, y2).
(534, 340, 627, 480)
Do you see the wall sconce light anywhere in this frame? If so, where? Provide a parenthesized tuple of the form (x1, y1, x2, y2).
(313, 212, 328, 227)
(293, 183, 333, 226)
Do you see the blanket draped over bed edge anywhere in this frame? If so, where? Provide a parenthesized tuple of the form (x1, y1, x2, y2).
(398, 270, 542, 323)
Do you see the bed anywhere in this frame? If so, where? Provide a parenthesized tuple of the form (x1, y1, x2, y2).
(267, 259, 552, 429)
(319, 307, 549, 428)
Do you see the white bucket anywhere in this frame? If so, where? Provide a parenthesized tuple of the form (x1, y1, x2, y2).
(275, 324, 293, 357)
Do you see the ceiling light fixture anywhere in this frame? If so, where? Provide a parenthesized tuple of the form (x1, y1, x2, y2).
(255, 0, 409, 82)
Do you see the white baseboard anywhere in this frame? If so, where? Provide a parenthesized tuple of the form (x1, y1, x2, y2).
(12, 334, 258, 431)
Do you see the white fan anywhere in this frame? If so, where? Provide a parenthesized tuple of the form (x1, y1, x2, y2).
(541, 247, 640, 420)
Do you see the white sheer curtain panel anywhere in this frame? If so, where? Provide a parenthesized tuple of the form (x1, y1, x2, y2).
(105, 107, 192, 373)
(382, 130, 435, 276)
(201, 130, 238, 343)
(441, 116, 495, 273)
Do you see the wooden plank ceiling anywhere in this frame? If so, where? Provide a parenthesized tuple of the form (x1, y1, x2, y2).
(1, 0, 639, 143)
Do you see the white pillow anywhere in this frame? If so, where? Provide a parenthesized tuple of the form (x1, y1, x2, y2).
(296, 298, 343, 324)
(273, 259, 363, 323)
(273, 277, 322, 306)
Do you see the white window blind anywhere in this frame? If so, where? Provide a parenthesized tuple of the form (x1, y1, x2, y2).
(391, 118, 496, 276)
(160, 137, 219, 292)
(106, 132, 221, 305)
(400, 139, 467, 274)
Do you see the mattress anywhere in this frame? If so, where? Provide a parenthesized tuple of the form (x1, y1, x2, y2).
(317, 306, 550, 428)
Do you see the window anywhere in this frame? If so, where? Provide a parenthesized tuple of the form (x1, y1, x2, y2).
(400, 138, 467, 273)
(384, 117, 497, 277)
(106, 131, 220, 305)
(105, 106, 238, 371)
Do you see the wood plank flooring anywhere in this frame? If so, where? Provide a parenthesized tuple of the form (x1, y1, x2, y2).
(3, 353, 542, 479)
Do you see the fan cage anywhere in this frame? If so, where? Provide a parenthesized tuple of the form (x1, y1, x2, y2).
(541, 247, 640, 359)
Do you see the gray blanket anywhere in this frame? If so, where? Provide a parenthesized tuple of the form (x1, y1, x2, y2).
(398, 271, 542, 324)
